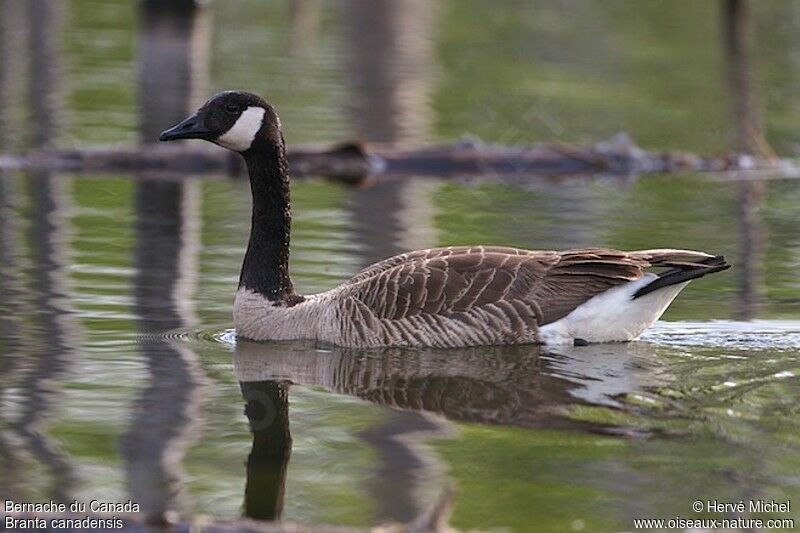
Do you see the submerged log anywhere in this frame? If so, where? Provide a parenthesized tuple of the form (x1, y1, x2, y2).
(0, 133, 782, 182)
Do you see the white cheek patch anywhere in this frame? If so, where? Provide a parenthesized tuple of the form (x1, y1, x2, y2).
(217, 106, 266, 151)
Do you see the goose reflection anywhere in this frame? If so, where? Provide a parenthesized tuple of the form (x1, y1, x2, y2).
(234, 340, 670, 433)
(232, 338, 672, 521)
(240, 380, 292, 521)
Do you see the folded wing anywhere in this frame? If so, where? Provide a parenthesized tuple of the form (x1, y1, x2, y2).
(338, 246, 719, 345)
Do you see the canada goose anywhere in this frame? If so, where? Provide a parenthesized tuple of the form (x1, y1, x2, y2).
(160, 91, 730, 348)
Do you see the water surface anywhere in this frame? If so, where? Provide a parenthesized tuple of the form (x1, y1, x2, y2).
(1, 1, 799, 531)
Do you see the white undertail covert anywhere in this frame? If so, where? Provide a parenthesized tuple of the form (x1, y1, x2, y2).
(538, 274, 690, 344)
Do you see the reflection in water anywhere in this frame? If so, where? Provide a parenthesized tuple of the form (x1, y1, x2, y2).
(542, 342, 672, 409)
(349, 177, 441, 272)
(344, 0, 436, 144)
(234, 340, 669, 438)
(721, 0, 775, 159)
(344, 0, 441, 307)
(358, 408, 447, 523)
(721, 0, 772, 319)
(736, 181, 766, 319)
(27, 0, 63, 149)
(0, 171, 79, 504)
(288, 0, 321, 60)
(240, 380, 292, 521)
(138, 0, 211, 140)
(0, 0, 799, 527)
(119, 1, 209, 523)
(122, 178, 207, 521)
(346, 177, 447, 522)
(232, 339, 669, 522)
(0, 0, 77, 503)
(0, 0, 27, 151)
(13, 172, 78, 504)
(0, 174, 24, 500)
(341, 9, 447, 513)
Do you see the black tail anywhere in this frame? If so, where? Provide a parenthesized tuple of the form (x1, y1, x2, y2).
(633, 255, 731, 299)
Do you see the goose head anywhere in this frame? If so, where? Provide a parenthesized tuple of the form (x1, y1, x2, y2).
(159, 90, 282, 152)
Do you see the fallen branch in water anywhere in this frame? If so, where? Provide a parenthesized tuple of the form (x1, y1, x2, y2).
(0, 133, 787, 183)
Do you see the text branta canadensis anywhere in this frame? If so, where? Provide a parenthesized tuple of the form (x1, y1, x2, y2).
(160, 91, 730, 348)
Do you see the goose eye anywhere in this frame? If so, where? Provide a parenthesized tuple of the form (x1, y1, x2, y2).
(225, 104, 240, 114)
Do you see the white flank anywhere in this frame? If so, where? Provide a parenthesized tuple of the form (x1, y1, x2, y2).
(217, 106, 266, 152)
(538, 274, 690, 345)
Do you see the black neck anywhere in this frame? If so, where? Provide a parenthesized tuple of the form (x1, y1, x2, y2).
(239, 140, 298, 303)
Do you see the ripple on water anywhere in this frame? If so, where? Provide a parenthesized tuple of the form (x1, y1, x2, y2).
(139, 326, 238, 349)
(642, 320, 800, 352)
(153, 321, 800, 355)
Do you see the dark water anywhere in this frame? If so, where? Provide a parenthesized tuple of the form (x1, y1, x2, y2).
(1, 1, 799, 531)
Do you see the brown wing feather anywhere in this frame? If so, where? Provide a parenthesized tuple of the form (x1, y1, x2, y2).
(343, 245, 529, 286)
(530, 249, 645, 323)
(341, 246, 715, 325)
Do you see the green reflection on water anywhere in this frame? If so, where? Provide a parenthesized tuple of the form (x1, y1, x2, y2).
(2, 0, 800, 531)
(435, 426, 626, 531)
